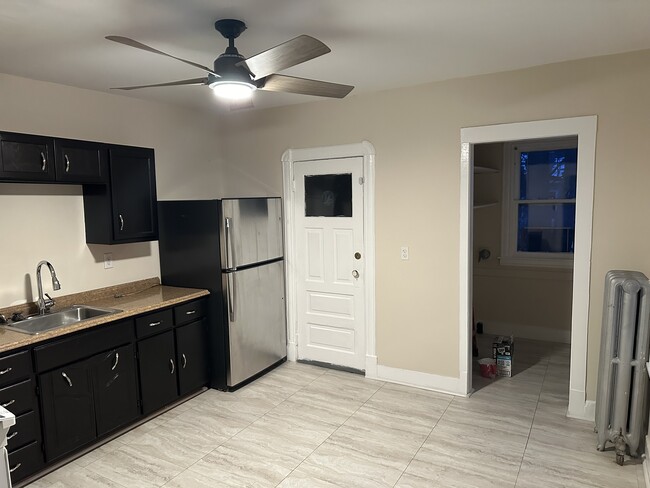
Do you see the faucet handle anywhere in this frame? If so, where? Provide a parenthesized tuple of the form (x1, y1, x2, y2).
(43, 293, 56, 310)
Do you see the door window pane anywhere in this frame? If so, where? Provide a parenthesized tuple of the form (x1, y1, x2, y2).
(517, 203, 575, 253)
(304, 174, 352, 217)
(519, 148, 577, 200)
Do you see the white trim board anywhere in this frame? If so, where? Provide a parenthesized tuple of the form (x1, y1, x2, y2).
(481, 322, 571, 344)
(460, 116, 597, 420)
(281, 142, 377, 371)
(375, 364, 468, 397)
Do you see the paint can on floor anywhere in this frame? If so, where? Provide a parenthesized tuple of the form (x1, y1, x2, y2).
(478, 358, 497, 378)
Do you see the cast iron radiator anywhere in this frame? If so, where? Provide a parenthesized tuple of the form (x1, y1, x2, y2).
(596, 270, 650, 465)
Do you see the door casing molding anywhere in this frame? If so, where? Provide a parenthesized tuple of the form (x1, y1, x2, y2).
(460, 116, 597, 420)
(282, 141, 377, 374)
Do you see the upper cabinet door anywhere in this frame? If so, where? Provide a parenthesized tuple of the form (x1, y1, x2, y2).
(54, 139, 108, 184)
(110, 146, 158, 242)
(0, 132, 55, 182)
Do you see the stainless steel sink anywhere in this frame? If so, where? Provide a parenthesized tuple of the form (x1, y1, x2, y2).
(3, 305, 122, 335)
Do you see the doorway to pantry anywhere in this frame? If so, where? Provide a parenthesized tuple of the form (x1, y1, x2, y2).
(459, 117, 597, 420)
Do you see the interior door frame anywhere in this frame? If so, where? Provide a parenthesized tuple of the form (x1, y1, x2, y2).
(282, 141, 377, 374)
(459, 116, 597, 420)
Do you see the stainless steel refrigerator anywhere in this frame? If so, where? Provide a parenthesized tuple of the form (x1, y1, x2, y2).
(158, 198, 287, 390)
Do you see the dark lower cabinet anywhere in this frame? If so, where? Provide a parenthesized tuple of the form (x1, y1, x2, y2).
(138, 331, 179, 415)
(176, 319, 209, 396)
(40, 361, 96, 461)
(8, 441, 44, 484)
(93, 344, 139, 437)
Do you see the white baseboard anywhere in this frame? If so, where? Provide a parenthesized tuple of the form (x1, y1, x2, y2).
(375, 364, 468, 397)
(567, 388, 595, 421)
(365, 355, 378, 378)
(482, 321, 571, 344)
(286, 341, 297, 362)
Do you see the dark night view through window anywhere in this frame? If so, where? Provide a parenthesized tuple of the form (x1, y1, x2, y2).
(304, 174, 353, 217)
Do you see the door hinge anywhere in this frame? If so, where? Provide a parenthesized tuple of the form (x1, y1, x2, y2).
(292, 179, 296, 192)
(359, 177, 364, 185)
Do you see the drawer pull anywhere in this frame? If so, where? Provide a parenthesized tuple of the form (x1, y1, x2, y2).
(1, 400, 15, 408)
(65, 154, 71, 172)
(169, 359, 175, 375)
(0, 367, 12, 375)
(40, 152, 47, 172)
(111, 352, 120, 371)
(62, 372, 72, 387)
(181, 353, 187, 369)
(9, 463, 21, 473)
(6, 431, 17, 441)
(185, 310, 197, 315)
(149, 321, 162, 327)
(119, 214, 124, 231)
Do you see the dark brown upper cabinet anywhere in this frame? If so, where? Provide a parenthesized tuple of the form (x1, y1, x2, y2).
(0, 132, 56, 182)
(54, 139, 108, 184)
(83, 145, 158, 244)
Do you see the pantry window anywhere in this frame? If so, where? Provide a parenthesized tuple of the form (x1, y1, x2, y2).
(500, 137, 578, 268)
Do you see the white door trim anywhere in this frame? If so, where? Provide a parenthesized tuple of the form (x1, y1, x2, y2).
(282, 142, 377, 375)
(460, 116, 597, 420)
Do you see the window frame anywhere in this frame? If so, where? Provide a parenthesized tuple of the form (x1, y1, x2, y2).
(500, 136, 578, 268)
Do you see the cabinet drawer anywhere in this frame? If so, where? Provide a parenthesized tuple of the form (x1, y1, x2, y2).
(8, 440, 44, 484)
(34, 319, 134, 373)
(0, 379, 35, 416)
(174, 299, 206, 326)
(135, 309, 173, 339)
(7, 410, 40, 453)
(0, 350, 32, 388)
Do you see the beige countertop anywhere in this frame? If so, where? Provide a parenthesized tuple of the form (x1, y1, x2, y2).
(0, 279, 209, 353)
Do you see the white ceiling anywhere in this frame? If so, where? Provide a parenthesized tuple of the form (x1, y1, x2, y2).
(1, 0, 650, 114)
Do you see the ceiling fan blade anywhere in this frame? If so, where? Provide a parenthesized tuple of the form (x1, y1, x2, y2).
(238, 35, 330, 80)
(229, 98, 255, 111)
(110, 78, 208, 90)
(259, 74, 354, 98)
(106, 36, 217, 75)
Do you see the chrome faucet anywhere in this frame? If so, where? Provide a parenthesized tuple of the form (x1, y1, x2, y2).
(36, 260, 61, 315)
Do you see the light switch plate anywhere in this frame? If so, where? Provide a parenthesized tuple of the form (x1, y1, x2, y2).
(103, 253, 113, 269)
(400, 246, 409, 260)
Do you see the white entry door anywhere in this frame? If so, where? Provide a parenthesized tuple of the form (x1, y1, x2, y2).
(294, 157, 366, 370)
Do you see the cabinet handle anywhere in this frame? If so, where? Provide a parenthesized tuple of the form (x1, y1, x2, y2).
(1, 399, 14, 408)
(62, 372, 72, 387)
(64, 154, 71, 172)
(111, 352, 119, 371)
(6, 431, 18, 441)
(0, 367, 12, 375)
(185, 310, 196, 316)
(9, 463, 21, 473)
(149, 321, 162, 327)
(40, 152, 47, 172)
(169, 359, 175, 374)
(181, 353, 187, 369)
(119, 214, 124, 231)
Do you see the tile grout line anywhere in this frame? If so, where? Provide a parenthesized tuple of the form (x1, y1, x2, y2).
(512, 357, 550, 487)
(391, 395, 454, 487)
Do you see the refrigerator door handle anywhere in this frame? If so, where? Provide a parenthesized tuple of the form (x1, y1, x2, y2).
(227, 272, 236, 323)
(225, 217, 233, 270)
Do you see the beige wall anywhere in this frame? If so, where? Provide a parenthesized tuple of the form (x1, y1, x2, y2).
(472, 143, 573, 343)
(0, 73, 222, 307)
(219, 49, 650, 397)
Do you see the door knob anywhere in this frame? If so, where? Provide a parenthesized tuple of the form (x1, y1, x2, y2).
(352, 270, 359, 279)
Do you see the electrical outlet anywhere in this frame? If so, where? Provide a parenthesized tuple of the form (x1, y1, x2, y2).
(400, 246, 409, 260)
(103, 253, 114, 269)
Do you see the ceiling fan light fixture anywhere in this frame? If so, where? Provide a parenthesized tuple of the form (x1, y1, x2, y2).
(209, 80, 256, 100)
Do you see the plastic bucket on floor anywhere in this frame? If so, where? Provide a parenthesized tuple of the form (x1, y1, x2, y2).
(479, 358, 497, 379)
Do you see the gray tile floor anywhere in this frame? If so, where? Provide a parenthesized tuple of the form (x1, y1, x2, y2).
(26, 338, 644, 487)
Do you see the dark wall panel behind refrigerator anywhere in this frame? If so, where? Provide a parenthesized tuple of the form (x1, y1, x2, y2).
(158, 200, 227, 390)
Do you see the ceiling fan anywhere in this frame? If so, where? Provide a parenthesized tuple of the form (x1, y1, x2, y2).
(106, 19, 354, 107)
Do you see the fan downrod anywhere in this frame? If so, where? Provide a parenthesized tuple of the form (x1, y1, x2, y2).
(214, 19, 247, 40)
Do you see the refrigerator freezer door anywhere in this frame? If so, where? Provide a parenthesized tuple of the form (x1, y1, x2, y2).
(224, 260, 287, 387)
(220, 198, 283, 269)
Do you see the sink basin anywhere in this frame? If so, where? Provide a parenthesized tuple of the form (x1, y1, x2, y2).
(3, 305, 122, 335)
